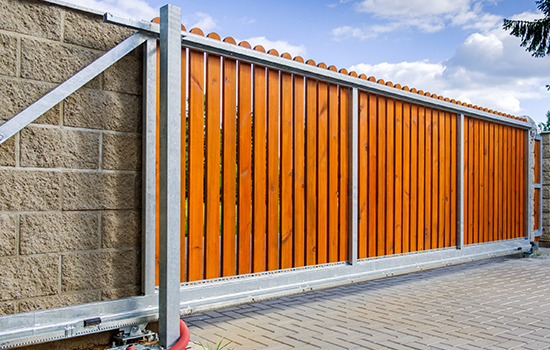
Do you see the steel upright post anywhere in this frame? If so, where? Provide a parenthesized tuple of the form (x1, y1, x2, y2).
(159, 4, 182, 347)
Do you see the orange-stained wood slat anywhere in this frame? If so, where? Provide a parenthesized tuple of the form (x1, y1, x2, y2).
(222, 56, 237, 277)
(306, 78, 318, 265)
(367, 93, 377, 257)
(280, 72, 293, 270)
(395, 100, 403, 254)
(358, 91, 368, 259)
(386, 98, 395, 255)
(187, 50, 205, 282)
(267, 68, 279, 271)
(339, 87, 350, 262)
(317, 81, 329, 264)
(328, 84, 339, 263)
(294, 76, 306, 267)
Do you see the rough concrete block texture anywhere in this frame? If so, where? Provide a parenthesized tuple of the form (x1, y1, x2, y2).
(64, 88, 141, 132)
(0, 169, 61, 211)
(20, 212, 100, 254)
(64, 10, 134, 51)
(101, 285, 141, 301)
(20, 127, 100, 169)
(0, 255, 59, 301)
(0, 133, 16, 166)
(102, 210, 141, 248)
(62, 172, 136, 210)
(0, 214, 17, 257)
(102, 133, 141, 170)
(0, 33, 17, 77)
(61, 249, 140, 291)
(0, 78, 61, 125)
(103, 51, 143, 95)
(21, 38, 101, 86)
(0, 302, 15, 316)
(19, 291, 101, 313)
(0, 0, 63, 40)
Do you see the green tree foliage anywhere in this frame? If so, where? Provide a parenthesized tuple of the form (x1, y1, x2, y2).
(503, 0, 550, 58)
(538, 110, 550, 131)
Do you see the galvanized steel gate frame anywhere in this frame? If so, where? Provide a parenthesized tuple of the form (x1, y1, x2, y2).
(0, 3, 539, 348)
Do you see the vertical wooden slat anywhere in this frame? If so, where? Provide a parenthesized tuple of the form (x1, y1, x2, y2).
(222, 57, 237, 277)
(450, 113, 457, 246)
(237, 61, 252, 275)
(508, 127, 513, 239)
(328, 84, 339, 263)
(267, 68, 279, 271)
(306, 78, 318, 265)
(386, 98, 395, 255)
(488, 122, 494, 242)
(511, 128, 517, 238)
(377, 96, 386, 256)
(468, 118, 475, 244)
(205, 53, 221, 280)
(473, 119, 480, 243)
(443, 112, 450, 247)
(519, 131, 525, 238)
(483, 122, 489, 243)
(293, 76, 306, 267)
(410, 105, 419, 252)
(498, 125, 504, 241)
(424, 108, 432, 250)
(494, 124, 500, 241)
(187, 50, 205, 282)
(253, 65, 267, 273)
(503, 126, 509, 239)
(368, 93, 378, 257)
(431, 109, 438, 249)
(317, 81, 329, 264)
(339, 87, 349, 262)
(462, 117, 468, 246)
(438, 111, 445, 247)
(358, 91, 368, 259)
(395, 100, 403, 254)
(180, 48, 187, 282)
(280, 71, 293, 269)
(402, 103, 411, 253)
(417, 106, 425, 251)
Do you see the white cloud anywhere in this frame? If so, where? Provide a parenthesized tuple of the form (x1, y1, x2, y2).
(348, 22, 550, 118)
(189, 12, 218, 33)
(333, 0, 510, 39)
(241, 36, 308, 58)
(60, 0, 157, 21)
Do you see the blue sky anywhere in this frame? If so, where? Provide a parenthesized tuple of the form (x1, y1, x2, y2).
(64, 0, 549, 124)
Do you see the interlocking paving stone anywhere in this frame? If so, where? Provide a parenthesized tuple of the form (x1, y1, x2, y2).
(185, 254, 550, 349)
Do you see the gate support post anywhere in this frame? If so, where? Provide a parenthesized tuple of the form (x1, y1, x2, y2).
(348, 88, 358, 265)
(159, 4, 182, 348)
(458, 113, 465, 249)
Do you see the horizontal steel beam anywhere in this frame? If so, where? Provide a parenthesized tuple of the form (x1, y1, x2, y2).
(0, 239, 530, 349)
(0, 31, 148, 145)
(104, 13, 536, 130)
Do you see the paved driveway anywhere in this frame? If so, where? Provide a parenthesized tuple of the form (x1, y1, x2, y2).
(185, 252, 550, 349)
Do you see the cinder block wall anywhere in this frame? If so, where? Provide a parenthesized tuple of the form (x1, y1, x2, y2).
(542, 132, 550, 244)
(0, 0, 143, 316)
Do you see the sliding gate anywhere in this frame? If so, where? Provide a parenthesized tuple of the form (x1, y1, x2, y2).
(0, 4, 538, 348)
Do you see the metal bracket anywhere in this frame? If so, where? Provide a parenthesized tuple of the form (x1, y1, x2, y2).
(114, 323, 157, 345)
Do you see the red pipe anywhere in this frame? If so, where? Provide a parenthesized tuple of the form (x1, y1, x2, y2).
(167, 319, 190, 350)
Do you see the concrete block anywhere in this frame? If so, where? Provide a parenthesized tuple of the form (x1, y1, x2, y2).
(101, 210, 140, 248)
(544, 186, 550, 200)
(62, 172, 136, 210)
(0, 302, 15, 316)
(20, 127, 100, 169)
(63, 10, 133, 51)
(101, 285, 141, 301)
(0, 214, 16, 257)
(62, 249, 140, 292)
(543, 144, 550, 160)
(542, 133, 550, 146)
(0, 131, 16, 166)
(64, 88, 141, 133)
(20, 38, 101, 87)
(103, 51, 143, 95)
(0, 33, 17, 77)
(20, 212, 100, 254)
(0, 255, 59, 301)
(0, 169, 61, 211)
(102, 133, 141, 171)
(0, 78, 60, 125)
(0, 0, 63, 40)
(543, 199, 550, 214)
(19, 291, 101, 313)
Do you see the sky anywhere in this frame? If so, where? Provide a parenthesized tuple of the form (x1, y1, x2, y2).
(62, 0, 549, 125)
